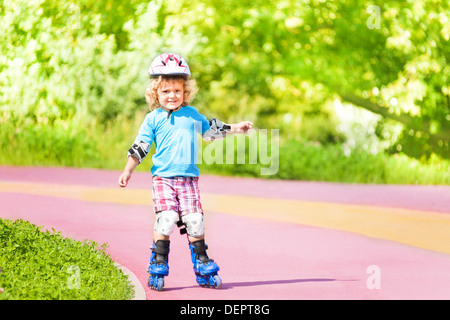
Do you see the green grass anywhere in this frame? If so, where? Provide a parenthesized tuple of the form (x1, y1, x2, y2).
(0, 115, 448, 185)
(196, 137, 449, 185)
(0, 218, 134, 300)
(0, 115, 101, 168)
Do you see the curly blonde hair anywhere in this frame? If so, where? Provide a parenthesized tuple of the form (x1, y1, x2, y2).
(145, 75, 198, 111)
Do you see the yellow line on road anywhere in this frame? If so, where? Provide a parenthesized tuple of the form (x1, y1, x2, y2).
(0, 181, 152, 205)
(201, 193, 450, 255)
(1, 181, 449, 254)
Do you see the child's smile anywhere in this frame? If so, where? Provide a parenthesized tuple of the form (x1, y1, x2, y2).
(158, 80, 184, 111)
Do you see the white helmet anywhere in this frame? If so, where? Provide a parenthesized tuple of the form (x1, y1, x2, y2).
(148, 53, 191, 77)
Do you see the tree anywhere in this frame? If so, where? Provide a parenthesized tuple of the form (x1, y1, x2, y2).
(180, 0, 449, 158)
(1, 0, 448, 163)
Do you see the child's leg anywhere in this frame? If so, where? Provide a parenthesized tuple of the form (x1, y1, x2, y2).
(148, 209, 179, 291)
(187, 236, 222, 288)
(148, 177, 184, 291)
(179, 212, 221, 288)
(175, 177, 222, 288)
(153, 210, 179, 240)
(148, 238, 170, 291)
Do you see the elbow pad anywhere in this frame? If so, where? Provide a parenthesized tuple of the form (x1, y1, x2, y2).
(128, 140, 150, 163)
(203, 118, 231, 141)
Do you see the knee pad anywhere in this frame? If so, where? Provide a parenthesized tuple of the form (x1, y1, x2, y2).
(181, 212, 204, 237)
(154, 210, 179, 236)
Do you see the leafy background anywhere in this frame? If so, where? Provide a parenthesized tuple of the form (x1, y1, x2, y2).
(0, 0, 448, 184)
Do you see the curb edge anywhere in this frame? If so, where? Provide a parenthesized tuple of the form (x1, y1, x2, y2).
(115, 263, 147, 300)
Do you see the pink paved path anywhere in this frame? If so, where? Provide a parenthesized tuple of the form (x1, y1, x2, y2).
(1, 165, 450, 300)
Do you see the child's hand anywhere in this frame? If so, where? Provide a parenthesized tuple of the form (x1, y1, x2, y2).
(233, 121, 253, 134)
(118, 156, 139, 188)
(118, 171, 132, 188)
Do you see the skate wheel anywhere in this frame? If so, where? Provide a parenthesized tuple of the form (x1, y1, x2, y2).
(197, 278, 207, 287)
(154, 277, 164, 291)
(212, 275, 222, 288)
(195, 273, 222, 288)
(148, 275, 164, 291)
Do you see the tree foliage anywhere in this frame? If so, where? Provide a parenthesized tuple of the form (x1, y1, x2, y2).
(0, 0, 448, 162)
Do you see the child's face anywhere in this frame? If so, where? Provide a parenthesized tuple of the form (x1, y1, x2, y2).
(157, 80, 184, 111)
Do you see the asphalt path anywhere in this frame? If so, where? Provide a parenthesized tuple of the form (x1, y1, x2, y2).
(1, 165, 449, 300)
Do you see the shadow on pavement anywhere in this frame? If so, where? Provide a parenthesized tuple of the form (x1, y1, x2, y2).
(164, 278, 358, 291)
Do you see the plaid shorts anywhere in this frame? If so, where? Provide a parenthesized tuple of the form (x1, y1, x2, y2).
(151, 176, 203, 216)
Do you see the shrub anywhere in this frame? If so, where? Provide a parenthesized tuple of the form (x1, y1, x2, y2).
(0, 218, 134, 300)
(197, 137, 449, 185)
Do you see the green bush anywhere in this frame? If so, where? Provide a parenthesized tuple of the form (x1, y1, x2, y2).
(0, 218, 134, 300)
(1, 111, 447, 185)
(0, 112, 100, 167)
(197, 137, 449, 185)
(1, 0, 448, 183)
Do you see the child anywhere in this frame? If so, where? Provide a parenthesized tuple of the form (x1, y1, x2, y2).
(118, 53, 253, 291)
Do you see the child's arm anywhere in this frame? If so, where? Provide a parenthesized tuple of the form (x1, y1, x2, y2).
(203, 119, 253, 141)
(228, 121, 253, 134)
(118, 156, 140, 188)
